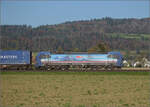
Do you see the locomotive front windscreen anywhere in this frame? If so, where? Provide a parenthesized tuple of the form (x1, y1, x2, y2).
(107, 54, 119, 59)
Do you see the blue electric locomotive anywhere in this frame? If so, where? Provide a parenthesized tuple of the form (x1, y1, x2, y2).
(35, 51, 123, 70)
(0, 50, 123, 70)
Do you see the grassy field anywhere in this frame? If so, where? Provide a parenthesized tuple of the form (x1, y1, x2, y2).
(0, 71, 150, 107)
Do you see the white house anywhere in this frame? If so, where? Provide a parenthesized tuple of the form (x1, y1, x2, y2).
(142, 58, 150, 68)
(133, 61, 142, 67)
(123, 60, 130, 67)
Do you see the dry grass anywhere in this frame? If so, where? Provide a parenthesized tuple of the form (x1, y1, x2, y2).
(0, 72, 150, 107)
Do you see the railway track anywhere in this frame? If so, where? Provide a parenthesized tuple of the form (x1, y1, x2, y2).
(0, 68, 150, 72)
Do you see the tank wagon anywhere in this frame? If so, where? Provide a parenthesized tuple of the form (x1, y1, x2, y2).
(35, 51, 123, 70)
(0, 50, 32, 70)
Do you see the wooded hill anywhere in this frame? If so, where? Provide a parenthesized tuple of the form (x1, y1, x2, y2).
(1, 17, 150, 53)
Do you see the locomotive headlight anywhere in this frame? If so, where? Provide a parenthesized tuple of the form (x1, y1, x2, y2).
(40, 59, 45, 65)
(41, 59, 49, 64)
(112, 59, 117, 63)
(114, 59, 118, 62)
(41, 59, 45, 62)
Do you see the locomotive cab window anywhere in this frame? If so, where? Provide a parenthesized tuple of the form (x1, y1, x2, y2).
(107, 54, 113, 58)
(113, 55, 119, 59)
(108, 54, 119, 59)
(39, 55, 50, 59)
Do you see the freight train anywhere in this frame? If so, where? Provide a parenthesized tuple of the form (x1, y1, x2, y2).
(0, 50, 123, 70)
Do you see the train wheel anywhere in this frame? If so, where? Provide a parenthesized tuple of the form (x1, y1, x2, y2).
(93, 65, 98, 71)
(46, 66, 52, 71)
(106, 65, 113, 71)
(52, 66, 60, 71)
(61, 65, 69, 71)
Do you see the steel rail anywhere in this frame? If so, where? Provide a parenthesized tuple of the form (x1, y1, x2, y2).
(0, 68, 150, 72)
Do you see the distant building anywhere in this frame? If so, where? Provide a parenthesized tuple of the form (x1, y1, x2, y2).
(144, 63, 150, 68)
(123, 60, 130, 67)
(142, 57, 150, 68)
(133, 61, 142, 67)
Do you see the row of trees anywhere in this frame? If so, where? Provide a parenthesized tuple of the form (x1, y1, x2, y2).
(1, 33, 149, 52)
(0, 17, 150, 53)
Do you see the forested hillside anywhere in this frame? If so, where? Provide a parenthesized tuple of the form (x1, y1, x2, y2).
(1, 17, 150, 53)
